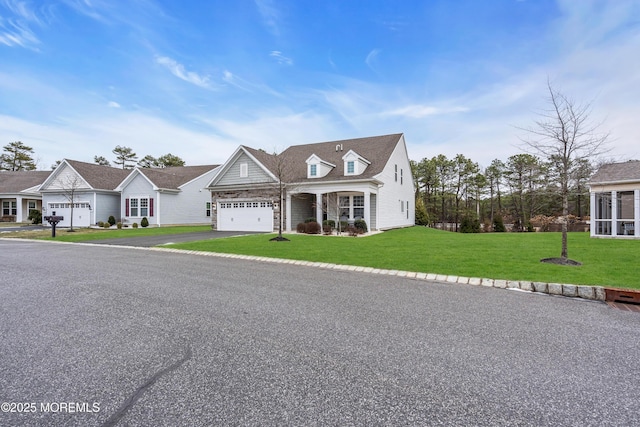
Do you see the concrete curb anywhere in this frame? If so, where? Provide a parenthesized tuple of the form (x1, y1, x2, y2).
(0, 238, 608, 302)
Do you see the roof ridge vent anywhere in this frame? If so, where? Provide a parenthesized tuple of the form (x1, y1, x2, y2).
(336, 143, 343, 152)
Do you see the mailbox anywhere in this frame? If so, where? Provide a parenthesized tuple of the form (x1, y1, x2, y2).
(43, 211, 64, 237)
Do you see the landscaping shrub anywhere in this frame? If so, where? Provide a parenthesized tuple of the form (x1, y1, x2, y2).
(354, 219, 368, 233)
(103, 222, 111, 229)
(460, 216, 481, 233)
(296, 223, 306, 233)
(322, 219, 335, 229)
(339, 221, 348, 232)
(304, 217, 317, 223)
(97, 221, 104, 227)
(493, 215, 506, 232)
(305, 221, 321, 234)
(141, 217, 149, 227)
(108, 215, 116, 226)
(346, 225, 358, 236)
(117, 222, 122, 229)
(28, 209, 42, 224)
(132, 222, 138, 229)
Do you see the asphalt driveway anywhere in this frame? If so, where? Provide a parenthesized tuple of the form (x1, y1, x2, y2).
(84, 230, 258, 247)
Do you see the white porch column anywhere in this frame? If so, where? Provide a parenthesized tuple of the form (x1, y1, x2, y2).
(286, 193, 292, 231)
(364, 192, 371, 231)
(611, 190, 617, 236)
(635, 189, 640, 237)
(315, 192, 323, 224)
(589, 191, 596, 237)
(15, 196, 23, 222)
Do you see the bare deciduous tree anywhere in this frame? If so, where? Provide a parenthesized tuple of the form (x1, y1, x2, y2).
(519, 80, 610, 262)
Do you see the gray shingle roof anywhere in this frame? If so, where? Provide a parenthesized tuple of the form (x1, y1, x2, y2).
(255, 133, 403, 182)
(0, 170, 51, 193)
(138, 165, 218, 190)
(589, 160, 640, 184)
(66, 159, 131, 190)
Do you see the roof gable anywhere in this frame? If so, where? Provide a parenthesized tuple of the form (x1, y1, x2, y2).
(208, 146, 276, 187)
(41, 159, 130, 191)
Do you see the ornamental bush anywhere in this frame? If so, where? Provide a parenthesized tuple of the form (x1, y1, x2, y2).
(305, 221, 321, 234)
(108, 215, 116, 226)
(304, 217, 317, 223)
(116, 222, 122, 229)
(132, 222, 138, 229)
(28, 209, 42, 224)
(103, 222, 111, 229)
(460, 216, 481, 233)
(141, 217, 149, 227)
(296, 223, 306, 233)
(493, 215, 506, 232)
(354, 219, 368, 233)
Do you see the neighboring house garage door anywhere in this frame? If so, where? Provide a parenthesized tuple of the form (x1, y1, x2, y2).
(218, 201, 273, 232)
(47, 202, 91, 227)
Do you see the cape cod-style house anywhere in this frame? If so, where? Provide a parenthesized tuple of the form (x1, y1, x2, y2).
(589, 160, 640, 238)
(207, 133, 415, 232)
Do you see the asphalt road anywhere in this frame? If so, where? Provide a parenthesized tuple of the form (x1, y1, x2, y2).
(1, 240, 639, 426)
(84, 230, 257, 247)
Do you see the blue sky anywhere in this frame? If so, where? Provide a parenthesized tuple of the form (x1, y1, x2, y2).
(1, 0, 638, 170)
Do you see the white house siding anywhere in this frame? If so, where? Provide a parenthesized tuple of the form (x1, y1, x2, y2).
(290, 194, 314, 226)
(369, 194, 377, 230)
(374, 135, 415, 230)
(95, 192, 121, 225)
(121, 174, 157, 226)
(158, 169, 218, 225)
(216, 152, 272, 186)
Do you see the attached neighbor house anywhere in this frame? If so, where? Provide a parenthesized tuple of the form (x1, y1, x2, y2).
(116, 165, 219, 226)
(589, 160, 640, 238)
(207, 133, 415, 232)
(0, 170, 51, 223)
(38, 159, 130, 228)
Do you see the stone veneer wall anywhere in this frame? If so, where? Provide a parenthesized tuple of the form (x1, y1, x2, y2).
(210, 189, 284, 231)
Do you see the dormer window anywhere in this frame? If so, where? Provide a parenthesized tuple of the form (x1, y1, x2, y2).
(306, 154, 335, 178)
(342, 150, 370, 176)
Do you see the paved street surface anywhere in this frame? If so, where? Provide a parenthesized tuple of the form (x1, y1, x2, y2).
(1, 239, 639, 426)
(81, 230, 258, 247)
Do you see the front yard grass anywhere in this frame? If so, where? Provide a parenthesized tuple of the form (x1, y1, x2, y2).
(1, 225, 211, 242)
(168, 227, 640, 289)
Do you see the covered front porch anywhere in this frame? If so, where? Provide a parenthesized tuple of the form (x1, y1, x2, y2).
(286, 184, 379, 232)
(1, 196, 42, 223)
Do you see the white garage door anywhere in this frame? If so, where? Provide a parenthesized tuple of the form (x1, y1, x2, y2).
(47, 202, 91, 227)
(218, 201, 274, 232)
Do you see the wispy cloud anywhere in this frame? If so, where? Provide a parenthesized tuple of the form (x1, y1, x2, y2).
(255, 0, 281, 36)
(0, 0, 45, 49)
(365, 48, 381, 73)
(107, 101, 120, 108)
(383, 105, 469, 118)
(269, 50, 293, 65)
(155, 56, 212, 89)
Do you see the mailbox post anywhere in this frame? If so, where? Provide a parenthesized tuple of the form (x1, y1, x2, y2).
(43, 211, 64, 238)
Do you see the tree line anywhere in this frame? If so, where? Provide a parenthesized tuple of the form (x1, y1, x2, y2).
(411, 153, 593, 232)
(0, 141, 185, 171)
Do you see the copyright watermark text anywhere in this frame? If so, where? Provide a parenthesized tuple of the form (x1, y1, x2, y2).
(1, 401, 100, 414)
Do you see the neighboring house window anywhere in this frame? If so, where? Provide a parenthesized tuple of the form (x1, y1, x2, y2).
(130, 198, 139, 217)
(240, 162, 248, 178)
(28, 201, 36, 216)
(127, 197, 153, 217)
(400, 200, 404, 213)
(206, 202, 211, 217)
(406, 201, 409, 219)
(140, 198, 149, 217)
(353, 195, 364, 219)
(310, 164, 317, 176)
(2, 201, 17, 215)
(401, 168, 403, 185)
(347, 161, 355, 174)
(395, 164, 398, 182)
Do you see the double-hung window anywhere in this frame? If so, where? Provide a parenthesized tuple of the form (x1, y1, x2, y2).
(206, 202, 211, 217)
(347, 161, 355, 174)
(353, 195, 364, 219)
(310, 164, 317, 177)
(140, 198, 149, 217)
(130, 198, 139, 217)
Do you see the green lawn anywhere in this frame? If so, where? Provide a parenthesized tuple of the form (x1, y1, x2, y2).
(2, 225, 211, 242)
(167, 227, 640, 289)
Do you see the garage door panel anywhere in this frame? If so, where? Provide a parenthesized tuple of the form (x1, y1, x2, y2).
(218, 201, 273, 232)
